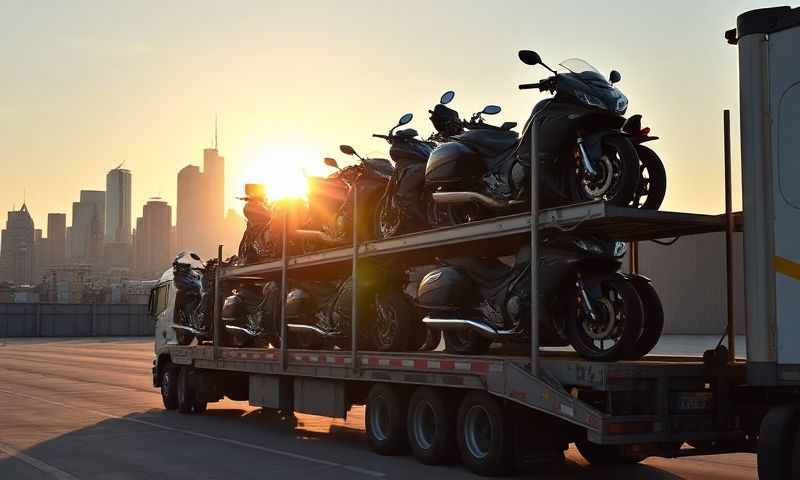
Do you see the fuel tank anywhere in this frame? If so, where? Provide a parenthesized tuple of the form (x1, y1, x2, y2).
(416, 266, 479, 311)
(424, 141, 483, 188)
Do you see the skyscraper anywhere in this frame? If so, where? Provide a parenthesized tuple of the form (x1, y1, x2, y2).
(0, 204, 35, 284)
(176, 123, 226, 258)
(70, 190, 105, 264)
(47, 213, 67, 267)
(136, 198, 172, 279)
(105, 167, 132, 244)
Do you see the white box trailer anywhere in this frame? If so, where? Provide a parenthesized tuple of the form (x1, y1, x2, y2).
(149, 7, 800, 478)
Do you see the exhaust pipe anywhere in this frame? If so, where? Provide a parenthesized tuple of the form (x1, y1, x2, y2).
(171, 324, 205, 335)
(422, 316, 514, 339)
(224, 324, 261, 337)
(432, 191, 523, 209)
(287, 323, 339, 337)
(293, 229, 344, 245)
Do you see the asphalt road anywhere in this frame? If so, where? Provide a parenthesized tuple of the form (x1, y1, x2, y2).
(0, 338, 757, 480)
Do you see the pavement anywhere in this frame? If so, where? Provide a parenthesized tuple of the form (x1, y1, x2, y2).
(0, 337, 757, 479)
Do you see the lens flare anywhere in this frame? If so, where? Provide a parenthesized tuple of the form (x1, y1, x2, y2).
(239, 144, 322, 203)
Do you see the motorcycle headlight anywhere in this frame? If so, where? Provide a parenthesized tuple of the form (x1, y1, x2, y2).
(615, 94, 629, 114)
(613, 241, 628, 258)
(574, 239, 605, 255)
(575, 91, 608, 111)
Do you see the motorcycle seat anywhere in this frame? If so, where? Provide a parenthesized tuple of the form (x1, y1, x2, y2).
(454, 129, 519, 157)
(444, 256, 512, 287)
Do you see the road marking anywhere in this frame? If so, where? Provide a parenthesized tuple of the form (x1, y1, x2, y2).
(0, 441, 80, 480)
(0, 389, 385, 478)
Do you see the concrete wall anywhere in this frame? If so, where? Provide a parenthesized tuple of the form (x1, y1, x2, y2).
(0, 303, 153, 337)
(635, 232, 745, 336)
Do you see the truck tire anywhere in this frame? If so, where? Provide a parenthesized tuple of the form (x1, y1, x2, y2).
(575, 439, 646, 465)
(177, 366, 208, 414)
(457, 391, 514, 476)
(366, 384, 408, 455)
(757, 404, 800, 480)
(160, 362, 179, 410)
(407, 387, 456, 465)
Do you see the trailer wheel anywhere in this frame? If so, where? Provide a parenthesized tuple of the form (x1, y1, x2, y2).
(575, 439, 647, 465)
(457, 391, 514, 476)
(160, 362, 179, 410)
(757, 404, 800, 480)
(407, 387, 456, 465)
(366, 384, 408, 455)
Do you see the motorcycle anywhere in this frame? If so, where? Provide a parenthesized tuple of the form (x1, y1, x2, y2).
(220, 281, 281, 348)
(171, 252, 216, 345)
(294, 147, 393, 252)
(426, 50, 666, 224)
(416, 236, 663, 362)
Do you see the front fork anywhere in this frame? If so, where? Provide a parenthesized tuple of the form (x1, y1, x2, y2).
(576, 137, 599, 179)
(575, 273, 597, 321)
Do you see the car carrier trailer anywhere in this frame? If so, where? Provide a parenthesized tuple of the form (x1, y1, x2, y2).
(150, 7, 800, 478)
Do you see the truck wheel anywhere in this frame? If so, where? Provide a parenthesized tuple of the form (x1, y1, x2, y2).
(457, 391, 514, 476)
(575, 439, 647, 465)
(757, 404, 800, 480)
(366, 384, 408, 455)
(407, 387, 456, 465)
(160, 362, 179, 410)
(177, 366, 193, 414)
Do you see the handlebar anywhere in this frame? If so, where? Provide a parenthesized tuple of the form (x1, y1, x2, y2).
(372, 134, 390, 140)
(518, 82, 542, 90)
(519, 76, 555, 92)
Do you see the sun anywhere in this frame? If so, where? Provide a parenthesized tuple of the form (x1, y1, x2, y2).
(238, 144, 323, 203)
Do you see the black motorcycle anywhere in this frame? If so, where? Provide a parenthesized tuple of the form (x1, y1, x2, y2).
(220, 281, 281, 348)
(172, 252, 216, 345)
(425, 51, 666, 224)
(372, 113, 436, 239)
(294, 147, 393, 252)
(416, 236, 663, 362)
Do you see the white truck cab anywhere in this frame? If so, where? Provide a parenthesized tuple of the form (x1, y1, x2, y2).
(148, 268, 177, 352)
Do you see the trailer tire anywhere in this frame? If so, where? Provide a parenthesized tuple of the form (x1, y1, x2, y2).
(407, 387, 456, 465)
(366, 384, 409, 455)
(457, 391, 514, 476)
(757, 404, 800, 480)
(160, 362, 179, 410)
(575, 439, 646, 465)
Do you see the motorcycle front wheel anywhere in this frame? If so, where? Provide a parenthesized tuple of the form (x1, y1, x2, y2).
(371, 291, 415, 352)
(565, 275, 644, 362)
(374, 195, 403, 239)
(570, 135, 639, 207)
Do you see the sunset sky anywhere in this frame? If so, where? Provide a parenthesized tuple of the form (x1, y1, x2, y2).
(0, 0, 774, 236)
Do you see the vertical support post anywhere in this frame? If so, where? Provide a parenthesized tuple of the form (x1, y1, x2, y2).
(529, 126, 540, 376)
(723, 109, 736, 362)
(351, 186, 359, 373)
(632, 241, 640, 274)
(280, 204, 289, 371)
(213, 244, 223, 355)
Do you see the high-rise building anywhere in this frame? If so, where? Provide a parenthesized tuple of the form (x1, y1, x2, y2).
(70, 190, 105, 264)
(136, 198, 172, 279)
(46, 213, 67, 267)
(176, 128, 225, 258)
(105, 167, 132, 244)
(0, 204, 35, 284)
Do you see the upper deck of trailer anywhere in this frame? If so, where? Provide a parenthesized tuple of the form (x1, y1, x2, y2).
(223, 201, 730, 280)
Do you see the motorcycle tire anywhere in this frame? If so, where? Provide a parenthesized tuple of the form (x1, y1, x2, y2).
(632, 145, 666, 210)
(626, 275, 664, 360)
(565, 275, 644, 362)
(375, 194, 404, 240)
(288, 330, 323, 350)
(570, 135, 640, 208)
(371, 291, 415, 352)
(444, 328, 491, 355)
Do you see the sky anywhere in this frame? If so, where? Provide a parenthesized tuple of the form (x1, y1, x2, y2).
(0, 0, 778, 237)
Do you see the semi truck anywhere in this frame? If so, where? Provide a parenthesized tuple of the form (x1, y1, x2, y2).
(149, 7, 800, 478)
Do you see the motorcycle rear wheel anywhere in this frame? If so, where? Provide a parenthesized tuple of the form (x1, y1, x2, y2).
(626, 275, 664, 360)
(371, 291, 415, 352)
(444, 327, 491, 355)
(570, 135, 639, 207)
(565, 276, 644, 362)
(632, 145, 666, 210)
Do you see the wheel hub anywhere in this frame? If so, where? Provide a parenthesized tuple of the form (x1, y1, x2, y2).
(582, 298, 617, 340)
(582, 155, 615, 198)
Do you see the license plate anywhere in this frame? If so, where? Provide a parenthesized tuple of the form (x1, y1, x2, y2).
(672, 391, 713, 412)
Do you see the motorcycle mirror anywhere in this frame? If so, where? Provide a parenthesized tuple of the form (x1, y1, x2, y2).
(482, 105, 502, 115)
(440, 90, 455, 105)
(609, 70, 622, 84)
(323, 157, 340, 169)
(339, 145, 356, 156)
(398, 113, 413, 126)
(518, 50, 541, 66)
